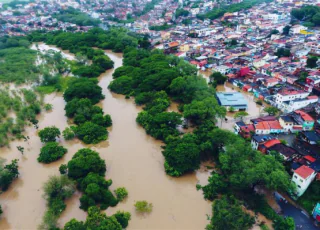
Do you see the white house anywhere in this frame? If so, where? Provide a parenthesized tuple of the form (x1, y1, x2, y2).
(291, 25, 307, 34)
(281, 96, 318, 113)
(292, 165, 317, 198)
(275, 90, 309, 104)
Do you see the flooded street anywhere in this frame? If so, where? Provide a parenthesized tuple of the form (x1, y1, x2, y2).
(0, 48, 211, 229)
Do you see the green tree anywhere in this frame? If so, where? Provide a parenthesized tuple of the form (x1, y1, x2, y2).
(234, 111, 249, 120)
(113, 211, 131, 228)
(264, 106, 278, 115)
(0, 159, 19, 191)
(78, 172, 118, 210)
(313, 13, 320, 26)
(59, 164, 68, 174)
(75, 121, 108, 144)
(273, 217, 295, 230)
(134, 201, 153, 213)
(64, 78, 104, 104)
(209, 72, 227, 85)
(114, 187, 128, 201)
(207, 196, 254, 230)
(230, 39, 238, 46)
(307, 56, 318, 68)
(67, 148, 106, 180)
(38, 142, 68, 163)
(163, 134, 200, 176)
(38, 126, 61, 142)
(62, 127, 75, 140)
(275, 48, 291, 58)
(200, 173, 228, 201)
(282, 25, 291, 35)
(40, 175, 76, 229)
(184, 97, 226, 125)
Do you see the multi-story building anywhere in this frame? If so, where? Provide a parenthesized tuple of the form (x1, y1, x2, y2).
(291, 165, 317, 198)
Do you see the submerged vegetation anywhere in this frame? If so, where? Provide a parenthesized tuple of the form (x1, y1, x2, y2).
(0, 88, 42, 147)
(40, 175, 76, 229)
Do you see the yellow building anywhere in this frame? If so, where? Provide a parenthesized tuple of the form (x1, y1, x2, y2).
(180, 44, 190, 52)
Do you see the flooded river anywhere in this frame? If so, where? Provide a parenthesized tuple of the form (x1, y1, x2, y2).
(0, 48, 211, 229)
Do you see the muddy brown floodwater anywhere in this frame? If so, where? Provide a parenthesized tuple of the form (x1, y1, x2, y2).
(0, 48, 211, 230)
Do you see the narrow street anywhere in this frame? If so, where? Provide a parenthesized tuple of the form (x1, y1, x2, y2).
(276, 199, 319, 230)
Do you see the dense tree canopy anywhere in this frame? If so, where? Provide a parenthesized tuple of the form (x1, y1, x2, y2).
(206, 196, 255, 230)
(38, 126, 61, 143)
(291, 5, 320, 27)
(38, 142, 68, 163)
(75, 121, 108, 144)
(78, 172, 118, 210)
(163, 134, 200, 176)
(64, 78, 104, 104)
(0, 159, 19, 191)
(67, 148, 106, 180)
(307, 56, 318, 68)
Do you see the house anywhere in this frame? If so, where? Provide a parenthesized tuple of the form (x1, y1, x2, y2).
(267, 143, 299, 161)
(264, 78, 279, 88)
(268, 120, 283, 134)
(254, 121, 270, 134)
(312, 203, 320, 224)
(293, 110, 315, 131)
(279, 115, 295, 133)
(275, 89, 309, 105)
(251, 134, 275, 150)
(216, 92, 248, 111)
(291, 165, 317, 198)
(299, 131, 320, 145)
(259, 139, 281, 153)
(239, 124, 255, 139)
(281, 96, 318, 113)
(234, 121, 246, 134)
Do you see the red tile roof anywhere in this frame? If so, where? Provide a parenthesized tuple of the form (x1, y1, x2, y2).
(255, 121, 270, 130)
(295, 110, 314, 122)
(268, 120, 282, 130)
(304, 155, 316, 163)
(264, 139, 281, 148)
(294, 165, 315, 179)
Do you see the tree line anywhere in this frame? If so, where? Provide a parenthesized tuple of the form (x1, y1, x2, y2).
(197, 0, 273, 20)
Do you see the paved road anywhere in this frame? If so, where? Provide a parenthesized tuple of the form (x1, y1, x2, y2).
(277, 200, 319, 230)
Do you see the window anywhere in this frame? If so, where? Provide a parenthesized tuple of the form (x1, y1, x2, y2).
(294, 175, 297, 179)
(298, 185, 301, 188)
(300, 179, 303, 183)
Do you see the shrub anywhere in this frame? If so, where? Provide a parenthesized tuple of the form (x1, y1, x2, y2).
(38, 126, 61, 142)
(114, 187, 128, 201)
(59, 164, 68, 174)
(62, 127, 75, 140)
(134, 201, 153, 213)
(44, 104, 53, 111)
(38, 142, 67, 163)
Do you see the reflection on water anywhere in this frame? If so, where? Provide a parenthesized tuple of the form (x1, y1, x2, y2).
(0, 48, 211, 230)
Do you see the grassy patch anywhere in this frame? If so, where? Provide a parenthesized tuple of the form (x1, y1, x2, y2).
(36, 86, 56, 94)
